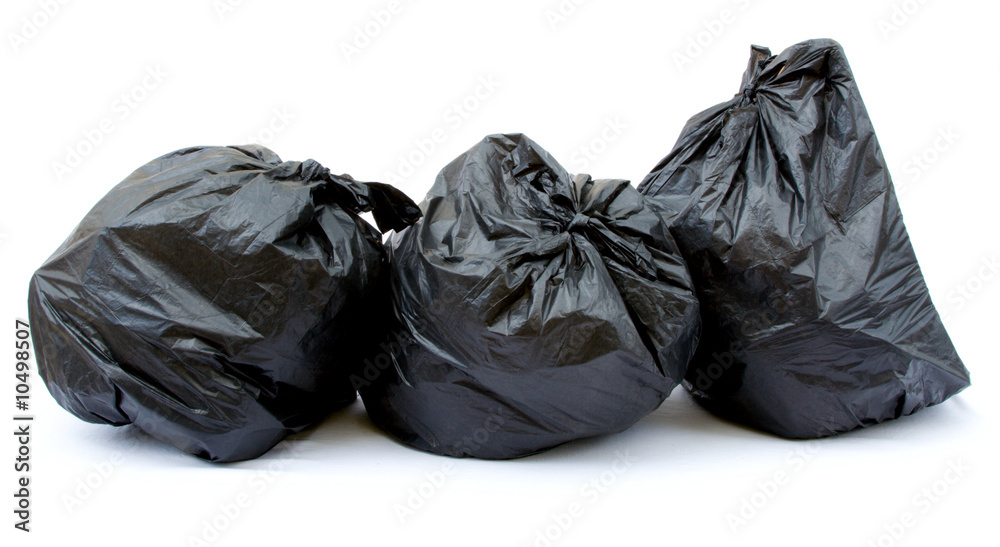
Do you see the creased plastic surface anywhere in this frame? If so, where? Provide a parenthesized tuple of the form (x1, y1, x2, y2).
(638, 39, 970, 438)
(359, 134, 700, 459)
(28, 145, 421, 462)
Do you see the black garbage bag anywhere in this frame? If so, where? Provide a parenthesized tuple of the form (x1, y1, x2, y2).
(357, 134, 700, 459)
(638, 39, 970, 439)
(28, 145, 421, 462)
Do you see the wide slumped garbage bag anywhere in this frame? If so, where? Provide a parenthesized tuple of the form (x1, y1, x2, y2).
(29, 144, 420, 462)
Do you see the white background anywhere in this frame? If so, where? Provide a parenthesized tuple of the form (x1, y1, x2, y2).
(2, 1, 996, 546)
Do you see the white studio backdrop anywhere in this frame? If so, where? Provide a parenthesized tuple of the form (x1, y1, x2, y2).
(1, 1, 996, 546)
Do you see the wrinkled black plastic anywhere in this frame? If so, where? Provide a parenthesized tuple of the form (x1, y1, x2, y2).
(28, 145, 421, 462)
(359, 134, 701, 459)
(638, 39, 970, 438)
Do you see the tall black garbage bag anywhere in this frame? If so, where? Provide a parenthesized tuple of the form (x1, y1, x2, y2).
(358, 134, 700, 459)
(28, 145, 421, 462)
(638, 39, 970, 439)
